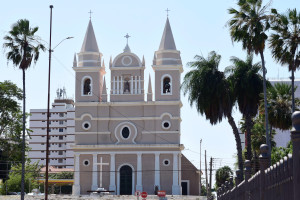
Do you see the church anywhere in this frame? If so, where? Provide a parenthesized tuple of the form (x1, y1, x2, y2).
(72, 16, 200, 196)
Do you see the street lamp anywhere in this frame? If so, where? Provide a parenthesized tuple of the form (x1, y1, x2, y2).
(45, 5, 73, 200)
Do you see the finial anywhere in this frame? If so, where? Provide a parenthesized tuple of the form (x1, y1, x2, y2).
(88, 10, 93, 20)
(165, 8, 170, 17)
(124, 33, 130, 45)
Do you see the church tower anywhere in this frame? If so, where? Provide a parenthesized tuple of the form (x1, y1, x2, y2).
(73, 20, 106, 102)
(152, 17, 183, 101)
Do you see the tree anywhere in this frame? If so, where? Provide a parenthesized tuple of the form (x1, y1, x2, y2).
(3, 19, 45, 199)
(228, 0, 272, 155)
(266, 83, 299, 131)
(182, 51, 244, 178)
(0, 162, 41, 195)
(271, 141, 292, 165)
(215, 166, 233, 189)
(269, 8, 300, 112)
(48, 171, 74, 179)
(225, 54, 264, 161)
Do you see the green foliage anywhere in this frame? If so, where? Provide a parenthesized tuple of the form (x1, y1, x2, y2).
(0, 162, 41, 194)
(182, 51, 233, 125)
(215, 166, 233, 189)
(48, 171, 74, 179)
(3, 19, 45, 70)
(271, 141, 293, 165)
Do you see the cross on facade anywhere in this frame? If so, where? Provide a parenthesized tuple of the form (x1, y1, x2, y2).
(95, 157, 109, 188)
(88, 10, 93, 19)
(124, 33, 130, 45)
(166, 8, 170, 17)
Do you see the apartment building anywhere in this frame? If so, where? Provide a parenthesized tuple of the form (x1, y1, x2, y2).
(28, 95, 75, 168)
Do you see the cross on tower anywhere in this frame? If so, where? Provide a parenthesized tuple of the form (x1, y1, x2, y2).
(88, 10, 93, 19)
(165, 8, 170, 17)
(124, 33, 131, 45)
(95, 157, 109, 188)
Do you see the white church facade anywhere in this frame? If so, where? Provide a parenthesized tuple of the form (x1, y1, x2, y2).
(72, 17, 200, 195)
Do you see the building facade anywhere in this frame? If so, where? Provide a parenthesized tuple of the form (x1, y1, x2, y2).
(28, 94, 75, 168)
(72, 17, 199, 195)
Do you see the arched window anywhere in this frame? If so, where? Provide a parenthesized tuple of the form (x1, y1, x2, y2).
(124, 77, 130, 93)
(163, 76, 171, 94)
(83, 78, 91, 95)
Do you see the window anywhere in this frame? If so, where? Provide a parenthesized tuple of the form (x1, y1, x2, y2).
(59, 136, 63, 140)
(121, 127, 130, 139)
(83, 159, 90, 166)
(59, 121, 63, 125)
(163, 77, 171, 94)
(41, 143, 44, 145)
(162, 121, 171, 130)
(59, 128, 63, 132)
(82, 121, 91, 130)
(123, 77, 130, 93)
(49, 121, 51, 124)
(58, 159, 63, 163)
(59, 143, 62, 147)
(42, 121, 45, 122)
(42, 113, 45, 115)
(83, 78, 91, 95)
(42, 128, 45, 130)
(59, 113, 64, 117)
(58, 151, 63, 155)
(163, 159, 170, 166)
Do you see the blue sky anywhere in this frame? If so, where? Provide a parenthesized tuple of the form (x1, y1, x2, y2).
(1, 0, 299, 182)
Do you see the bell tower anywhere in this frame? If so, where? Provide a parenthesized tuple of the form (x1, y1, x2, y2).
(73, 20, 106, 102)
(152, 17, 183, 101)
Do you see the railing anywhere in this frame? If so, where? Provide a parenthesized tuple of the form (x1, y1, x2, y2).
(218, 111, 300, 200)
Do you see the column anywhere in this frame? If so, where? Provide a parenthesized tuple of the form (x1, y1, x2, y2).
(117, 76, 119, 94)
(135, 76, 137, 94)
(91, 154, 98, 190)
(73, 154, 80, 195)
(109, 153, 116, 193)
(131, 76, 133, 94)
(291, 111, 300, 200)
(113, 76, 115, 94)
(154, 153, 160, 189)
(120, 76, 123, 94)
(172, 152, 180, 195)
(138, 76, 141, 94)
(136, 153, 143, 191)
(179, 153, 182, 195)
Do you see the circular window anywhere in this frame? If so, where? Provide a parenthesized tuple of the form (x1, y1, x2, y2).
(121, 127, 130, 139)
(162, 121, 171, 130)
(82, 121, 91, 130)
(121, 56, 133, 66)
(83, 159, 90, 166)
(163, 159, 170, 166)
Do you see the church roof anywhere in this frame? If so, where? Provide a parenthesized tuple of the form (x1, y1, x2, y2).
(159, 17, 177, 51)
(80, 20, 99, 53)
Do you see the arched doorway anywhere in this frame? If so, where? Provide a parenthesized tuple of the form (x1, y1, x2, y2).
(120, 165, 132, 195)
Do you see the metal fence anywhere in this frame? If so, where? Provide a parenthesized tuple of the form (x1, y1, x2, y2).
(217, 111, 300, 200)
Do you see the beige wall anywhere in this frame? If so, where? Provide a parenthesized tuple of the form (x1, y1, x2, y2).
(181, 155, 200, 195)
(160, 154, 173, 194)
(79, 154, 93, 194)
(142, 154, 155, 194)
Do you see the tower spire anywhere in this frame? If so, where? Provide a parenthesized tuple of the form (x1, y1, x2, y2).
(73, 53, 77, 67)
(159, 17, 176, 51)
(147, 74, 153, 101)
(101, 77, 107, 102)
(80, 20, 99, 52)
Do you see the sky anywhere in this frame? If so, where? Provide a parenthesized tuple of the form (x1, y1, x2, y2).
(1, 0, 299, 185)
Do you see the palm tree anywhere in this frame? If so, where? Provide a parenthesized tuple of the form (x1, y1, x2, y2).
(3, 19, 45, 199)
(269, 8, 300, 113)
(266, 83, 299, 130)
(182, 51, 244, 179)
(225, 54, 264, 161)
(228, 0, 272, 155)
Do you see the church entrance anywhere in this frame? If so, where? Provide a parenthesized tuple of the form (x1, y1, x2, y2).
(120, 165, 132, 195)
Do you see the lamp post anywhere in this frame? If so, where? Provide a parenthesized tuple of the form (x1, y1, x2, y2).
(45, 5, 73, 200)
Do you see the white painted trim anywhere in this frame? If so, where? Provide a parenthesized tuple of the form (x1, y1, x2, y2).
(161, 74, 172, 95)
(82, 121, 91, 131)
(121, 56, 133, 66)
(142, 131, 179, 134)
(117, 163, 135, 195)
(73, 66, 103, 72)
(110, 66, 145, 70)
(112, 52, 142, 68)
(77, 113, 93, 120)
(181, 180, 190, 195)
(161, 120, 171, 130)
(115, 122, 137, 144)
(152, 65, 183, 73)
(81, 76, 93, 96)
(74, 131, 111, 135)
(72, 150, 183, 154)
(75, 100, 182, 107)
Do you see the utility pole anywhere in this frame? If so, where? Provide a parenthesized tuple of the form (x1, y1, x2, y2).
(209, 157, 213, 198)
(205, 150, 208, 198)
(199, 139, 202, 196)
